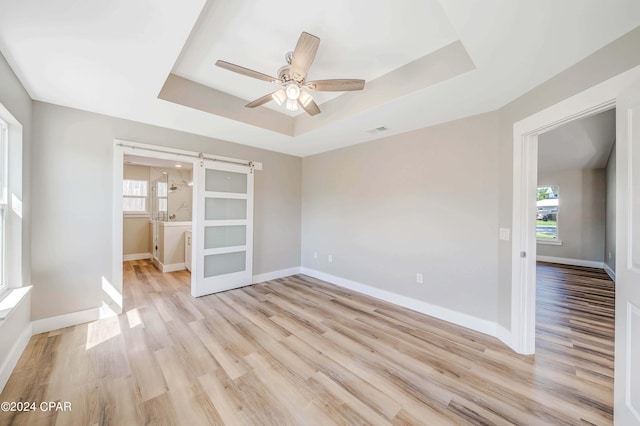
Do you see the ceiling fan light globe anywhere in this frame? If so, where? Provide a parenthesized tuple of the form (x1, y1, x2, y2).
(286, 99, 299, 111)
(272, 90, 286, 106)
(298, 90, 313, 107)
(286, 83, 301, 100)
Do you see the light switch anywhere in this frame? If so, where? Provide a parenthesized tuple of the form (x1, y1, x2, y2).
(499, 228, 510, 241)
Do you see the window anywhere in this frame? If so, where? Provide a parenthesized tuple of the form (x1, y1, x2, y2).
(155, 181, 168, 220)
(123, 179, 149, 215)
(0, 119, 7, 293)
(537, 185, 559, 242)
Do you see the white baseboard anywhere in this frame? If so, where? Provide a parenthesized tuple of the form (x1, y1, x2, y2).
(496, 324, 512, 349)
(299, 267, 498, 338)
(253, 267, 301, 284)
(162, 262, 186, 272)
(123, 252, 152, 261)
(536, 255, 604, 269)
(32, 307, 100, 335)
(152, 258, 186, 273)
(0, 321, 32, 393)
(603, 263, 616, 282)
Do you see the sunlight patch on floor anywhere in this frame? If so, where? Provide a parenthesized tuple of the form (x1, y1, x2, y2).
(126, 308, 144, 328)
(85, 313, 121, 350)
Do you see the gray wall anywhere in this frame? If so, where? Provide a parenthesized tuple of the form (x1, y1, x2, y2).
(31, 101, 302, 321)
(302, 112, 500, 322)
(605, 144, 616, 272)
(537, 169, 606, 262)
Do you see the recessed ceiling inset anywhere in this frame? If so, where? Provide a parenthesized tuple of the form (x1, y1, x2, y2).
(215, 32, 365, 116)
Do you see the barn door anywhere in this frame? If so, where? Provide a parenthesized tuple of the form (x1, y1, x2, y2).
(192, 159, 253, 297)
(614, 78, 640, 424)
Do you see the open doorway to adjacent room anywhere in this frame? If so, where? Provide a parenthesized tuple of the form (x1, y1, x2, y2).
(534, 108, 616, 394)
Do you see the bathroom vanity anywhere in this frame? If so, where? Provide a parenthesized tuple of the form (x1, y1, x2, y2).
(151, 221, 192, 272)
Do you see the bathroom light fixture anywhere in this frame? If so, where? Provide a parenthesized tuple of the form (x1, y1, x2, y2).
(175, 164, 182, 168)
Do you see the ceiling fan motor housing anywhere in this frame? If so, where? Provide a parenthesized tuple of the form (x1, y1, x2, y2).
(277, 65, 292, 82)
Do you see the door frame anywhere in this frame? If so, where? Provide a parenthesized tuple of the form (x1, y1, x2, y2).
(510, 65, 640, 355)
(112, 139, 261, 314)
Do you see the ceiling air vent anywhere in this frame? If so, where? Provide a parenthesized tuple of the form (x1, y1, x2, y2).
(366, 126, 388, 134)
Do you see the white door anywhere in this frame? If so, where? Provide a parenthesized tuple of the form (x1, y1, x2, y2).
(614, 78, 640, 424)
(191, 160, 253, 297)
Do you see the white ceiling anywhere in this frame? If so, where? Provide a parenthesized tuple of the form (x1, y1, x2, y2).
(0, 1, 639, 157)
(538, 109, 616, 173)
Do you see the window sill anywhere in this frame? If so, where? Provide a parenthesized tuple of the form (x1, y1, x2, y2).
(537, 239, 563, 246)
(0, 286, 31, 322)
(124, 214, 150, 219)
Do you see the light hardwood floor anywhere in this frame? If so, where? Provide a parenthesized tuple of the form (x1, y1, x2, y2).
(0, 260, 614, 425)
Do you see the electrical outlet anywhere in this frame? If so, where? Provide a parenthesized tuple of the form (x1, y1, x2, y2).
(328, 254, 333, 263)
(314, 251, 318, 259)
(416, 273, 423, 284)
(608, 251, 612, 260)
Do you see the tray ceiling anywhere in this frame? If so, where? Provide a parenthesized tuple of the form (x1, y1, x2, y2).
(1, 0, 639, 156)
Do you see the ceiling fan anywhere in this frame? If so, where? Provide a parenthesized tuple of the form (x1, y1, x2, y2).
(215, 32, 365, 116)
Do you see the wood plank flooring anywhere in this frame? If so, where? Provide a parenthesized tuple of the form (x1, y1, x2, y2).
(0, 260, 615, 425)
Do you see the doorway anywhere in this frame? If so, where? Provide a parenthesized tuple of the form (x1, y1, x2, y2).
(535, 108, 615, 271)
(510, 65, 640, 356)
(112, 140, 261, 313)
(114, 143, 197, 314)
(123, 154, 194, 272)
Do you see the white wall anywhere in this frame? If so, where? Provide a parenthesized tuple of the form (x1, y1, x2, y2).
(302, 112, 500, 323)
(537, 169, 606, 262)
(31, 101, 302, 321)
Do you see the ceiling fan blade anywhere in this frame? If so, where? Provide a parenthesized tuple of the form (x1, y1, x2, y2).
(290, 32, 320, 82)
(215, 60, 278, 83)
(304, 79, 365, 91)
(298, 91, 321, 116)
(245, 91, 279, 108)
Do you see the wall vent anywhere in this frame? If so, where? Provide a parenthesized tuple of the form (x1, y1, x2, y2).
(366, 126, 388, 134)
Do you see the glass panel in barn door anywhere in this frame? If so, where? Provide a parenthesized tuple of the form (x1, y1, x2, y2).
(192, 160, 253, 297)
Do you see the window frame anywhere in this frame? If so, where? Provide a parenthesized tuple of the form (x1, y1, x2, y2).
(536, 185, 562, 245)
(122, 178, 149, 217)
(154, 180, 168, 221)
(0, 119, 8, 294)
